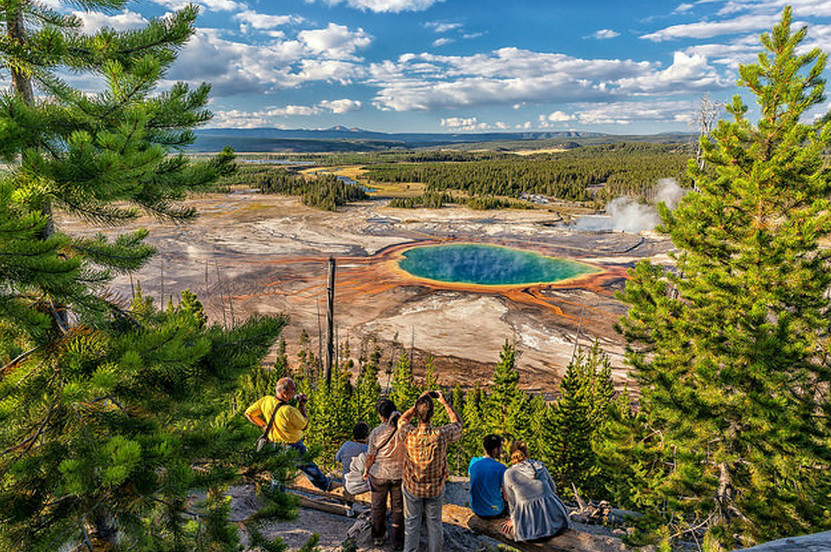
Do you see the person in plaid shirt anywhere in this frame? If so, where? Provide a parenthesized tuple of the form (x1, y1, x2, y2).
(397, 390, 463, 552)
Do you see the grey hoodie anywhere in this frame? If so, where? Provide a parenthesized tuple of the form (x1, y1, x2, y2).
(503, 459, 570, 541)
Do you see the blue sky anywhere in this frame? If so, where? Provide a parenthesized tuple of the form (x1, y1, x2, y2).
(40, 0, 831, 133)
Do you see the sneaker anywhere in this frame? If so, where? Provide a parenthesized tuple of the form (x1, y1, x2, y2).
(373, 537, 385, 547)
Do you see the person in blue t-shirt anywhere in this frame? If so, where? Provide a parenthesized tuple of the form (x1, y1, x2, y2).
(468, 434, 507, 519)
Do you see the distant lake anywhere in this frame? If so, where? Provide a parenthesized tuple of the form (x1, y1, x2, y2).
(398, 243, 598, 286)
(239, 159, 313, 165)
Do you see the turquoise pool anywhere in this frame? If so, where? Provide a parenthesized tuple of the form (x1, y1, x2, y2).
(398, 243, 597, 286)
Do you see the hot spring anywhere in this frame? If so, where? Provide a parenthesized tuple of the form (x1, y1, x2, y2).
(397, 243, 598, 286)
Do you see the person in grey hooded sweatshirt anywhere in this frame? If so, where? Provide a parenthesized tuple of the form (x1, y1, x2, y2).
(500, 441, 569, 542)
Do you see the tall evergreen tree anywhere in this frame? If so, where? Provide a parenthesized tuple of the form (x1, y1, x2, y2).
(1, 0, 233, 339)
(0, 301, 290, 550)
(616, 9, 831, 547)
(390, 350, 419, 414)
(0, 1, 294, 550)
(306, 361, 354, 470)
(446, 384, 467, 474)
(460, 385, 487, 465)
(540, 343, 615, 497)
(353, 340, 382, 426)
(485, 340, 530, 442)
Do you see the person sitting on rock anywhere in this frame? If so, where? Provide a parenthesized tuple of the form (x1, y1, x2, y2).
(336, 422, 370, 516)
(244, 377, 331, 491)
(468, 434, 507, 519)
(501, 441, 569, 542)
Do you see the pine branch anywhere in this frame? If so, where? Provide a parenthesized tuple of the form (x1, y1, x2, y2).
(0, 345, 41, 375)
(0, 399, 57, 458)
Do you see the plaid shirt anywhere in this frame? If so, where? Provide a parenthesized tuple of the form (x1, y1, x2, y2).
(399, 421, 463, 498)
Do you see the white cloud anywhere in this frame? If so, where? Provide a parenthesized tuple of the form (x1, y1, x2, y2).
(168, 28, 366, 96)
(685, 22, 831, 67)
(234, 10, 302, 31)
(715, 0, 831, 16)
(641, 13, 777, 41)
(313, 0, 443, 13)
(202, 0, 242, 10)
(424, 21, 462, 33)
(368, 47, 721, 111)
(574, 100, 698, 125)
(433, 37, 454, 47)
(440, 116, 491, 131)
(74, 10, 146, 32)
(268, 105, 323, 116)
(212, 109, 274, 128)
(616, 51, 726, 94)
(211, 98, 363, 127)
(150, 0, 241, 12)
(298, 23, 372, 59)
(319, 98, 363, 113)
(591, 29, 620, 39)
(642, 0, 830, 43)
(541, 111, 576, 125)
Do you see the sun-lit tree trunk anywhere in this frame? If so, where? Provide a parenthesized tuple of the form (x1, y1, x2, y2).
(6, 7, 34, 104)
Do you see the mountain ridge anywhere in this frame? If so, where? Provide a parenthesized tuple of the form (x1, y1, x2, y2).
(192, 126, 691, 152)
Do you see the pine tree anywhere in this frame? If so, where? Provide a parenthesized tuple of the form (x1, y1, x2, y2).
(296, 329, 319, 381)
(0, 301, 290, 550)
(354, 341, 382, 426)
(1, 0, 234, 339)
(616, 9, 831, 547)
(539, 346, 609, 497)
(485, 340, 530, 442)
(305, 360, 355, 470)
(446, 384, 467, 474)
(0, 1, 295, 549)
(461, 385, 487, 465)
(390, 350, 420, 414)
(422, 356, 449, 426)
(179, 289, 208, 328)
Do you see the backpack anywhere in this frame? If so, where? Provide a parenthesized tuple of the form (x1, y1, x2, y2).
(255, 399, 285, 452)
(344, 452, 370, 495)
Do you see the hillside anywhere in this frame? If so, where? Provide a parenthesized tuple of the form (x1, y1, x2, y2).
(191, 127, 690, 153)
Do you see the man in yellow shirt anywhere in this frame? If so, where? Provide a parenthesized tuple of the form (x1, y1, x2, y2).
(245, 377, 330, 491)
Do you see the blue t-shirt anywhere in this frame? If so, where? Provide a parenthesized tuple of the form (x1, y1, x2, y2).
(468, 456, 507, 517)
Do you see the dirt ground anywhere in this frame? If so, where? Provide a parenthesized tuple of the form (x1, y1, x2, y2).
(58, 190, 673, 391)
(230, 477, 616, 552)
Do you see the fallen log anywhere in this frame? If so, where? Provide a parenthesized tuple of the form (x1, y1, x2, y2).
(287, 483, 371, 507)
(443, 503, 631, 552)
(295, 495, 353, 517)
(290, 478, 633, 552)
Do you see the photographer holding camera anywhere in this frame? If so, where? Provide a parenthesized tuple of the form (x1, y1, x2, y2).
(244, 377, 331, 491)
(397, 390, 463, 552)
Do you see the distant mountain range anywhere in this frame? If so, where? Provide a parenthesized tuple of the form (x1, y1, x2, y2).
(192, 125, 691, 153)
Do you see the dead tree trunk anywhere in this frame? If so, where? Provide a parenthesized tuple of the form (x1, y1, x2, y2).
(324, 257, 336, 385)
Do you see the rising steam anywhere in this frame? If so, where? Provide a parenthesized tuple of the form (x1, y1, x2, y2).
(573, 178, 685, 233)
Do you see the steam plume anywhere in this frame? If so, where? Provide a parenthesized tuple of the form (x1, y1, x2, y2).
(573, 178, 685, 233)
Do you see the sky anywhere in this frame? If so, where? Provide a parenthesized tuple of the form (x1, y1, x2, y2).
(22, 0, 831, 133)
